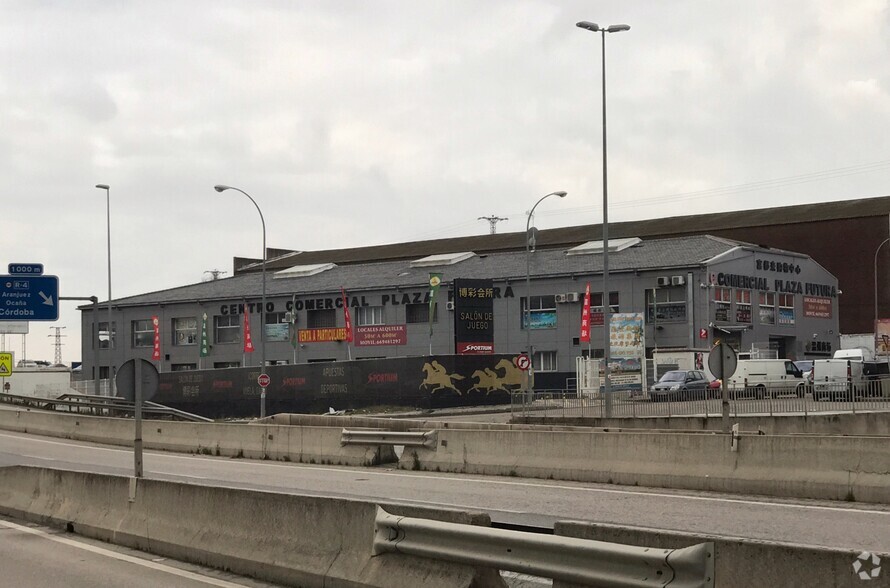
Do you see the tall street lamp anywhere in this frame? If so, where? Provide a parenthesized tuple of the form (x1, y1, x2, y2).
(214, 185, 268, 418)
(875, 238, 890, 338)
(577, 20, 630, 418)
(525, 190, 568, 400)
(95, 184, 112, 390)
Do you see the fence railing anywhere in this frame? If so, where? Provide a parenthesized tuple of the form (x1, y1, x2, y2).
(512, 377, 890, 419)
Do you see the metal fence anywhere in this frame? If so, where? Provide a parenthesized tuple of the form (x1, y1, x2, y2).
(512, 377, 890, 419)
(70, 379, 116, 397)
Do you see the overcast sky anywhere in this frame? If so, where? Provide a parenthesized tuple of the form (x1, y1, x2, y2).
(3, 1, 889, 365)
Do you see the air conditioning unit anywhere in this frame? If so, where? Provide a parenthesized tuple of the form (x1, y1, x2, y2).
(555, 293, 568, 303)
(445, 301, 455, 311)
(566, 292, 581, 303)
(671, 275, 686, 286)
(656, 276, 670, 287)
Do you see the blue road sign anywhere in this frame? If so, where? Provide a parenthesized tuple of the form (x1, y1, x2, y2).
(0, 275, 59, 321)
(8, 263, 44, 276)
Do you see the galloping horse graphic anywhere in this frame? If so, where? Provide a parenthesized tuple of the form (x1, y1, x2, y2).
(494, 359, 525, 390)
(468, 368, 506, 395)
(420, 361, 465, 395)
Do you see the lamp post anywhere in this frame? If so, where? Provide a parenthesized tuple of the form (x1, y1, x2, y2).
(525, 191, 568, 400)
(576, 20, 630, 418)
(875, 238, 890, 338)
(214, 185, 267, 418)
(95, 184, 112, 391)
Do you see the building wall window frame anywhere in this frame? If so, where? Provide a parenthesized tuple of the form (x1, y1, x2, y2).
(355, 305, 385, 326)
(759, 292, 776, 325)
(214, 315, 240, 344)
(131, 319, 154, 348)
(778, 293, 795, 325)
(264, 311, 290, 342)
(171, 363, 197, 371)
(406, 303, 437, 324)
(647, 288, 686, 322)
(735, 289, 752, 323)
(714, 287, 731, 322)
(591, 292, 619, 314)
(213, 361, 241, 369)
(173, 317, 198, 346)
(534, 350, 558, 372)
(521, 295, 557, 329)
(307, 308, 337, 329)
(95, 321, 116, 349)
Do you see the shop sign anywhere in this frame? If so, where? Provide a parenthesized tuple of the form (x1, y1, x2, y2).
(803, 296, 832, 319)
(354, 325, 407, 346)
(298, 328, 348, 343)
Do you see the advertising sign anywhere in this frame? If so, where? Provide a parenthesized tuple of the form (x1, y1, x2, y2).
(609, 312, 645, 391)
(0, 321, 29, 335)
(453, 278, 495, 355)
(298, 327, 348, 343)
(803, 296, 832, 319)
(355, 325, 407, 347)
(877, 319, 890, 356)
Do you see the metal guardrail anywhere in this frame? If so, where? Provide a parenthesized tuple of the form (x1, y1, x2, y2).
(374, 507, 715, 587)
(341, 429, 437, 448)
(0, 392, 211, 422)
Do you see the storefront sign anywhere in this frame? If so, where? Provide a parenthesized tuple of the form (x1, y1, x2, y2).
(454, 278, 495, 354)
(876, 319, 890, 356)
(298, 328, 348, 343)
(609, 313, 645, 391)
(803, 296, 832, 319)
(354, 325, 407, 346)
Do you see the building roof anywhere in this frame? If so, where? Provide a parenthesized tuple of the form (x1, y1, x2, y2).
(234, 194, 890, 274)
(98, 234, 756, 309)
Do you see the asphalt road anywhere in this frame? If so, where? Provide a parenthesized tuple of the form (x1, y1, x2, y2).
(0, 513, 284, 588)
(1, 430, 888, 555)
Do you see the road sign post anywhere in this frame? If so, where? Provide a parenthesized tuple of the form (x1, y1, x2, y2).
(708, 342, 738, 434)
(258, 373, 270, 419)
(0, 275, 60, 321)
(116, 358, 159, 479)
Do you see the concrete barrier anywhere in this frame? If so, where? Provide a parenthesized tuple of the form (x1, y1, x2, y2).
(0, 409, 390, 466)
(400, 428, 890, 503)
(0, 466, 505, 588)
(514, 412, 890, 436)
(266, 412, 589, 432)
(552, 521, 889, 588)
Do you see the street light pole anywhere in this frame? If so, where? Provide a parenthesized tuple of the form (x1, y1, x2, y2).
(577, 21, 629, 418)
(95, 184, 112, 393)
(214, 185, 267, 418)
(875, 238, 890, 336)
(525, 191, 567, 401)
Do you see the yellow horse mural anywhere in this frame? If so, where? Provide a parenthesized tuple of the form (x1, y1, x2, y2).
(420, 361, 465, 394)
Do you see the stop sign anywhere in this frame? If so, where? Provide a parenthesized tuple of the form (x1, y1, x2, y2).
(257, 373, 271, 388)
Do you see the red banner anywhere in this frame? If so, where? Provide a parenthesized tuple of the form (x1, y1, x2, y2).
(355, 325, 407, 346)
(151, 316, 161, 361)
(243, 310, 255, 353)
(580, 283, 591, 342)
(341, 287, 353, 343)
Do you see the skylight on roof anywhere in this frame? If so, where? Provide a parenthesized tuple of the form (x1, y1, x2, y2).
(273, 262, 337, 278)
(409, 252, 476, 268)
(566, 237, 642, 256)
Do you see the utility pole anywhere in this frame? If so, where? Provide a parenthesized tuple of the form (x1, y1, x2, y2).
(478, 215, 508, 235)
(49, 326, 67, 365)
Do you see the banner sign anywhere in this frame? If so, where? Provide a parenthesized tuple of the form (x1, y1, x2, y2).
(608, 312, 646, 390)
(579, 283, 591, 343)
(453, 278, 495, 355)
(299, 327, 348, 343)
(341, 288, 353, 343)
(199, 313, 209, 358)
(243, 310, 255, 353)
(355, 325, 407, 346)
(803, 296, 832, 319)
(151, 316, 161, 361)
(877, 319, 890, 356)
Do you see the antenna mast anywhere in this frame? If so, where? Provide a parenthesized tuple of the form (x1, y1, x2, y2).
(478, 215, 508, 234)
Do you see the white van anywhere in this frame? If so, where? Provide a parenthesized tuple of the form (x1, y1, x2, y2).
(727, 359, 806, 398)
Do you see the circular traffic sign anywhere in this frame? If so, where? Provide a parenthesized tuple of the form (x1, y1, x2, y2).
(515, 354, 531, 371)
(708, 342, 738, 380)
(257, 373, 271, 388)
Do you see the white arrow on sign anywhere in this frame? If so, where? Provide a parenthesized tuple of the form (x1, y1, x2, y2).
(38, 292, 54, 306)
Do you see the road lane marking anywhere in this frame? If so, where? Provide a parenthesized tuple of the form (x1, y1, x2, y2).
(0, 518, 252, 587)
(2, 430, 889, 517)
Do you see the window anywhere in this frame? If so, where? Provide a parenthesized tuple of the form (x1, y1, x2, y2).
(307, 308, 336, 329)
(534, 350, 557, 372)
(778, 294, 795, 325)
(265, 312, 290, 342)
(735, 290, 752, 323)
(171, 363, 197, 371)
(759, 292, 776, 325)
(590, 292, 619, 314)
(213, 361, 240, 369)
(355, 305, 384, 326)
(521, 295, 557, 329)
(647, 288, 686, 322)
(96, 321, 116, 349)
(132, 319, 154, 348)
(214, 315, 240, 344)
(714, 288, 731, 322)
(406, 303, 437, 324)
(173, 317, 198, 346)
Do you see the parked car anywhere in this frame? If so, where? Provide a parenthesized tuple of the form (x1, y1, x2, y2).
(650, 370, 710, 401)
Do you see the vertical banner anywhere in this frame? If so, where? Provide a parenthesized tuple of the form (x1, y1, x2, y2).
(151, 316, 161, 361)
(609, 312, 645, 391)
(428, 273, 443, 337)
(453, 278, 495, 354)
(580, 283, 591, 343)
(243, 308, 255, 353)
(199, 313, 209, 358)
(341, 287, 353, 343)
